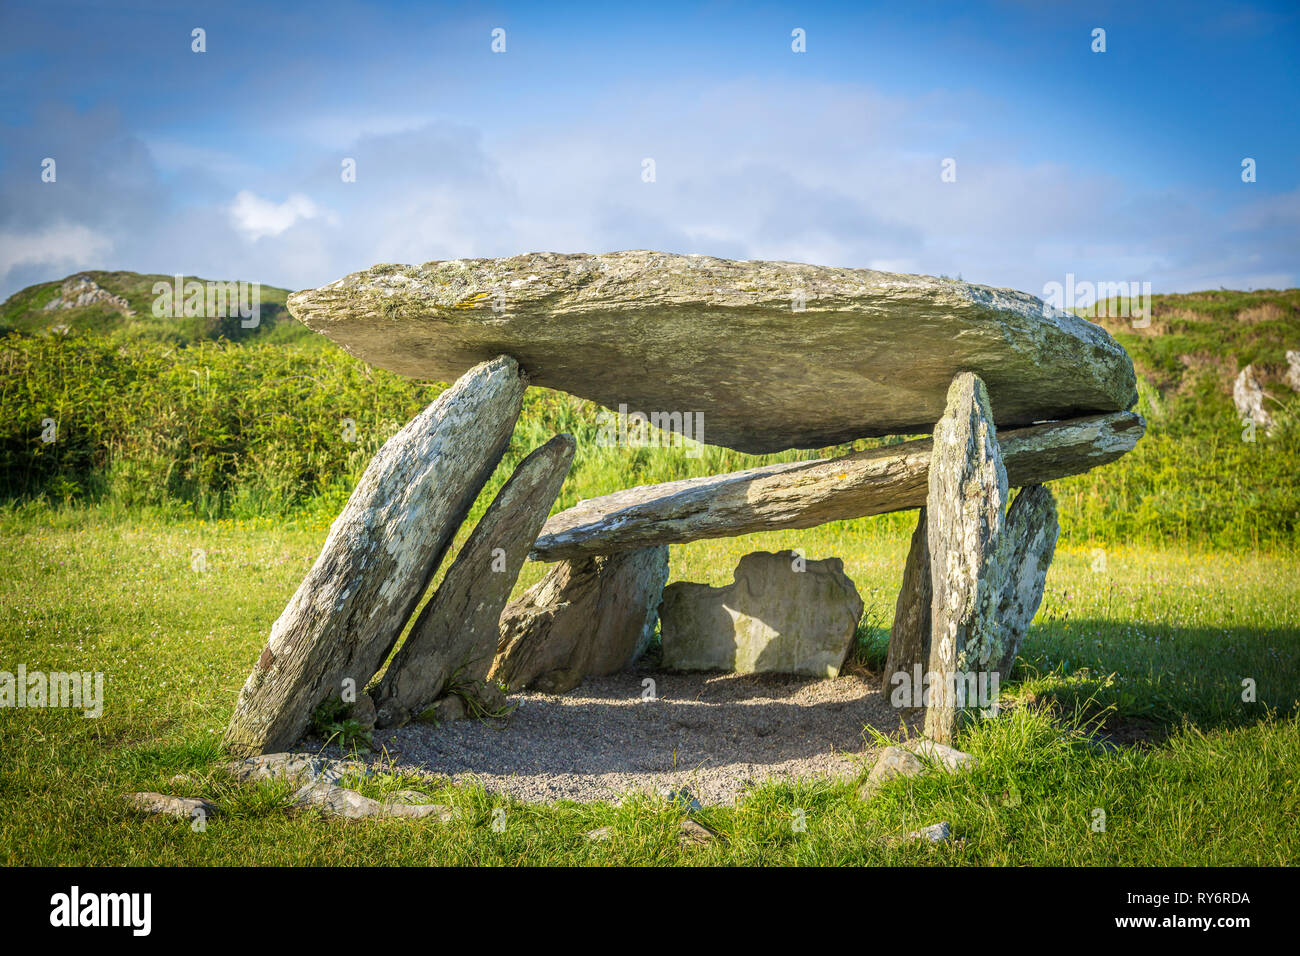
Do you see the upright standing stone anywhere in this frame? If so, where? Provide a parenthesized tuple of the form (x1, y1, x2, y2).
(490, 546, 669, 693)
(880, 509, 931, 698)
(373, 434, 576, 727)
(223, 356, 527, 756)
(660, 550, 863, 677)
(990, 484, 1059, 677)
(924, 372, 1008, 743)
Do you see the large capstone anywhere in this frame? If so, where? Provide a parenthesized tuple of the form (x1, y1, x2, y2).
(287, 251, 1138, 454)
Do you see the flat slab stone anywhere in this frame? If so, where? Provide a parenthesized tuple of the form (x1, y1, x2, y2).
(531, 411, 1143, 561)
(287, 251, 1138, 454)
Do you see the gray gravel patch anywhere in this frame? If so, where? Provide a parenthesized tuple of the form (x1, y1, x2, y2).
(368, 668, 920, 806)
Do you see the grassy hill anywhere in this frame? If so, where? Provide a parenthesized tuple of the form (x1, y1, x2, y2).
(1088, 287, 1300, 414)
(0, 270, 313, 345)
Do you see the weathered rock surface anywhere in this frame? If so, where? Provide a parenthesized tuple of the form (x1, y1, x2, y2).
(223, 356, 526, 757)
(1234, 364, 1275, 433)
(880, 510, 931, 696)
(419, 695, 466, 723)
(660, 550, 863, 678)
(903, 739, 977, 772)
(490, 546, 669, 693)
(858, 746, 926, 797)
(1286, 350, 1300, 393)
(121, 792, 216, 820)
(44, 274, 135, 316)
(222, 752, 370, 785)
(904, 821, 952, 844)
(531, 412, 1143, 561)
(678, 817, 718, 846)
(374, 434, 576, 727)
(291, 783, 455, 821)
(990, 484, 1059, 677)
(881, 491, 1056, 711)
(351, 692, 377, 730)
(924, 373, 1008, 743)
(287, 251, 1138, 454)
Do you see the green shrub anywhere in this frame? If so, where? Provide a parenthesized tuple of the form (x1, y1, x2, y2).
(2, 322, 1297, 548)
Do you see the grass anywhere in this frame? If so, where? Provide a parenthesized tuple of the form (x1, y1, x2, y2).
(1, 513, 1295, 865)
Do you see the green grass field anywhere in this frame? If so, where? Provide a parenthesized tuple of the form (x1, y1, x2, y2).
(1, 511, 1295, 865)
(1, 273, 1298, 866)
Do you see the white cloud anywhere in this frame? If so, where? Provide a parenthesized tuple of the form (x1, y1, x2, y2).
(0, 223, 114, 281)
(229, 191, 323, 241)
(3, 82, 1295, 300)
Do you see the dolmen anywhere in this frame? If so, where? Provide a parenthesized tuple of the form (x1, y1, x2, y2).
(223, 251, 1143, 755)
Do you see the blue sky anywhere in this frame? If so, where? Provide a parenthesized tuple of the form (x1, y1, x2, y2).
(1, 0, 1297, 300)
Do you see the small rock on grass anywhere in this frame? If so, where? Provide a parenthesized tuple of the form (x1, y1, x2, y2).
(291, 783, 455, 821)
(880, 821, 953, 848)
(223, 752, 369, 785)
(585, 826, 614, 842)
(903, 739, 977, 771)
(908, 821, 952, 843)
(121, 792, 216, 820)
(859, 740, 976, 800)
(661, 787, 703, 812)
(858, 746, 925, 798)
(678, 818, 717, 846)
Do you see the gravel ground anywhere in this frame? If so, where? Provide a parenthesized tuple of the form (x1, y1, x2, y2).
(370, 668, 921, 806)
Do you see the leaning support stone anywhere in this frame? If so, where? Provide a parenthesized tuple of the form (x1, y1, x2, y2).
(924, 372, 1008, 744)
(991, 484, 1059, 677)
(373, 434, 576, 728)
(489, 546, 669, 693)
(531, 412, 1142, 561)
(880, 509, 931, 698)
(223, 356, 527, 757)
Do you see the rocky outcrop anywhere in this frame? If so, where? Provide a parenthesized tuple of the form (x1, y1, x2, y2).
(1234, 364, 1275, 434)
(43, 274, 135, 316)
(223, 356, 527, 756)
(373, 434, 575, 727)
(490, 546, 670, 693)
(660, 550, 863, 677)
(286, 251, 1137, 454)
(530, 411, 1142, 561)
